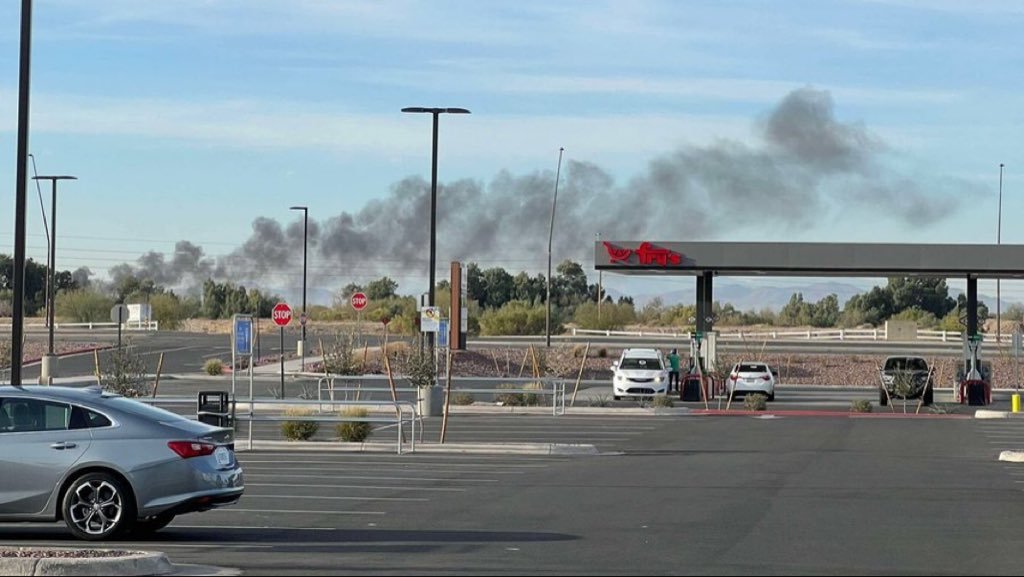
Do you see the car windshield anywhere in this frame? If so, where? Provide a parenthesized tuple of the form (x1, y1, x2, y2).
(619, 357, 662, 370)
(885, 358, 928, 371)
(101, 396, 189, 422)
(737, 364, 768, 373)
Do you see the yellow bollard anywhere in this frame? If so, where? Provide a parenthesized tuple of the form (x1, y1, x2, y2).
(1013, 394, 1021, 414)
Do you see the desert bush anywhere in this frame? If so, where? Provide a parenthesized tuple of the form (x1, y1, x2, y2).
(651, 395, 675, 408)
(322, 330, 362, 375)
(850, 399, 873, 413)
(743, 393, 768, 411)
(336, 407, 372, 442)
(281, 408, 319, 441)
(55, 290, 114, 323)
(478, 301, 549, 336)
(453, 392, 475, 406)
(597, 348, 608, 358)
(590, 394, 613, 407)
(204, 358, 224, 376)
(101, 341, 150, 397)
(495, 382, 544, 406)
(572, 344, 588, 358)
(402, 347, 438, 389)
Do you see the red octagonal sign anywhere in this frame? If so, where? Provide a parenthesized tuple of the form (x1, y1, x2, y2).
(272, 302, 293, 327)
(351, 292, 368, 311)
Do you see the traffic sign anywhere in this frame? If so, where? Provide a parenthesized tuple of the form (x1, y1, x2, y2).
(233, 314, 253, 356)
(438, 320, 449, 348)
(272, 303, 293, 327)
(351, 292, 368, 311)
(110, 304, 130, 324)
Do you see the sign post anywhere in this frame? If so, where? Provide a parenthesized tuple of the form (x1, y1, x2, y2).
(110, 304, 129, 350)
(351, 292, 368, 344)
(272, 303, 293, 399)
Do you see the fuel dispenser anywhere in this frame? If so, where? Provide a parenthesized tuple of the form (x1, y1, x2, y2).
(957, 334, 991, 406)
(681, 331, 717, 402)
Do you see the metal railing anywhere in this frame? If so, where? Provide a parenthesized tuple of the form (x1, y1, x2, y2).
(314, 374, 568, 416)
(571, 327, 1009, 344)
(139, 396, 418, 454)
(0, 320, 159, 331)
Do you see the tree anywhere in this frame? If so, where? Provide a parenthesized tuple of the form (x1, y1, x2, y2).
(810, 294, 840, 327)
(481, 267, 515, 309)
(888, 277, 955, 319)
(554, 260, 588, 307)
(843, 286, 894, 326)
(366, 277, 399, 301)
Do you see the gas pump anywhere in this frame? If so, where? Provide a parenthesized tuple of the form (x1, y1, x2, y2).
(682, 329, 717, 402)
(957, 334, 991, 405)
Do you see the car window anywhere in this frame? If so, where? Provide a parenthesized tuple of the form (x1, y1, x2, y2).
(69, 406, 113, 430)
(738, 364, 767, 373)
(619, 357, 662, 370)
(0, 398, 71, 433)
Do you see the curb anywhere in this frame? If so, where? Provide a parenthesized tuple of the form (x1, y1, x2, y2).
(240, 439, 599, 456)
(0, 549, 172, 576)
(975, 410, 1024, 419)
(999, 450, 1024, 462)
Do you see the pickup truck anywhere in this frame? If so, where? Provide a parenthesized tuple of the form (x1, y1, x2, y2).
(878, 356, 934, 406)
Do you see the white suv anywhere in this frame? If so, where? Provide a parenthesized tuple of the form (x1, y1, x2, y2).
(611, 348, 669, 400)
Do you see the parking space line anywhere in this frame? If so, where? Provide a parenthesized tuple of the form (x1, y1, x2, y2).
(243, 466, 529, 475)
(247, 482, 467, 492)
(245, 453, 566, 462)
(170, 525, 338, 531)
(216, 508, 386, 515)
(239, 460, 549, 468)
(245, 474, 498, 483)
(244, 494, 428, 502)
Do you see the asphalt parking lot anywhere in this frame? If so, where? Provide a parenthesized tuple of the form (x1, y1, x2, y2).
(7, 413, 1024, 575)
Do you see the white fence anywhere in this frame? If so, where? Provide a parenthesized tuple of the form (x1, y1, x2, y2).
(572, 327, 1007, 344)
(0, 321, 159, 331)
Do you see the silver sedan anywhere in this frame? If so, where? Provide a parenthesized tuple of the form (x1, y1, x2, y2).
(0, 385, 243, 540)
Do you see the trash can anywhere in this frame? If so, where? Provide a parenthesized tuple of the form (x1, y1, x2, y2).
(681, 375, 703, 402)
(197, 391, 233, 428)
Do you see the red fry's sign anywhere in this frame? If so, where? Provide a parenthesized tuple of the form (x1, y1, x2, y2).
(603, 241, 682, 266)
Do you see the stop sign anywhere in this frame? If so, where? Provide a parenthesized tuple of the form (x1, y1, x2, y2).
(351, 292, 368, 311)
(272, 302, 293, 326)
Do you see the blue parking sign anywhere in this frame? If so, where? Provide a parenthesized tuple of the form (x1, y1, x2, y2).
(438, 319, 449, 348)
(233, 315, 253, 356)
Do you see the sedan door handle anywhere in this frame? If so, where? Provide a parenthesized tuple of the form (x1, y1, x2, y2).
(50, 442, 77, 450)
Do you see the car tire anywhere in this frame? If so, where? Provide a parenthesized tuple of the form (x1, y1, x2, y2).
(923, 384, 934, 406)
(134, 512, 175, 535)
(879, 388, 888, 406)
(62, 472, 136, 541)
(767, 391, 775, 402)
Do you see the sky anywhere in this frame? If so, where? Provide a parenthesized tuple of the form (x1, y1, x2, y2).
(1, 0, 1023, 308)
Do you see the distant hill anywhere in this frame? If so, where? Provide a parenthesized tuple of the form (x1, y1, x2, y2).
(632, 281, 867, 312)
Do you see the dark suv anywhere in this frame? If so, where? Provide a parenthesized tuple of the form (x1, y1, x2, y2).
(879, 356, 933, 406)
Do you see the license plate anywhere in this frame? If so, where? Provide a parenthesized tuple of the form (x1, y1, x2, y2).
(214, 447, 231, 467)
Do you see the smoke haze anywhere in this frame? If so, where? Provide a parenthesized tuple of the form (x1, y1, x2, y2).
(112, 88, 977, 296)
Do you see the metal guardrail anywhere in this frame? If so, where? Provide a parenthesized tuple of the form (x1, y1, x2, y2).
(315, 374, 568, 416)
(139, 396, 418, 454)
(571, 327, 1007, 344)
(0, 321, 159, 331)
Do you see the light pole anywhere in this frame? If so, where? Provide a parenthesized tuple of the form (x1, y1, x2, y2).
(401, 106, 470, 356)
(998, 163, 1005, 346)
(290, 205, 308, 371)
(28, 154, 51, 328)
(32, 174, 76, 384)
(546, 147, 565, 348)
(10, 0, 33, 387)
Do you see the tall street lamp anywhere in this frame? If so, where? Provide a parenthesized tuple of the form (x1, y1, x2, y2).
(33, 174, 76, 384)
(401, 106, 470, 355)
(546, 147, 565, 348)
(10, 0, 34, 387)
(290, 205, 308, 371)
(997, 163, 1005, 346)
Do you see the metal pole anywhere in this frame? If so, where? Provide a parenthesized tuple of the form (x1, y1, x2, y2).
(11, 0, 33, 387)
(546, 147, 564, 348)
(998, 163, 1004, 346)
(301, 209, 307, 371)
(428, 111, 439, 357)
(280, 326, 285, 399)
(47, 179, 56, 355)
(596, 232, 602, 322)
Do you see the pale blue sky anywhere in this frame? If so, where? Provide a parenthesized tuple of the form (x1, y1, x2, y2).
(1, 0, 1022, 305)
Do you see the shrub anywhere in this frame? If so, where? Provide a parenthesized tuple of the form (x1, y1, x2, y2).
(149, 292, 189, 330)
(336, 407, 372, 442)
(322, 330, 362, 375)
(572, 344, 588, 358)
(281, 408, 319, 441)
(453, 392, 475, 406)
(850, 399, 873, 413)
(101, 341, 150, 397)
(743, 393, 768, 411)
(478, 301, 549, 336)
(55, 290, 114, 323)
(496, 382, 543, 406)
(403, 348, 438, 389)
(204, 359, 224, 376)
(589, 394, 613, 407)
(597, 348, 608, 358)
(651, 395, 675, 408)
